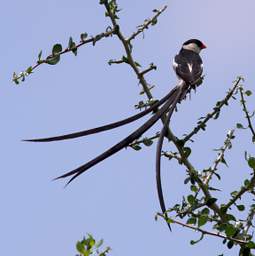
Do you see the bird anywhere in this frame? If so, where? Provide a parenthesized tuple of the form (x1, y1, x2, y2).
(24, 39, 206, 231)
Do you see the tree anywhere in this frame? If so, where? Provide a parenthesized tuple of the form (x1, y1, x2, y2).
(13, 1, 255, 255)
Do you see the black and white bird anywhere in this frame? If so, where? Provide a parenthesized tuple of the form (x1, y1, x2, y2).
(25, 39, 206, 230)
(173, 39, 205, 86)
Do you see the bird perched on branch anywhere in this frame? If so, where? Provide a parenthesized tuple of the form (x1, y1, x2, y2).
(25, 39, 206, 231)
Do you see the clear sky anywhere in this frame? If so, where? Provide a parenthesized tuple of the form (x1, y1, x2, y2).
(2, 1, 255, 255)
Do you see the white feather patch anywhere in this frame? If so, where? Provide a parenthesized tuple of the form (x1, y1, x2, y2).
(172, 59, 178, 70)
(187, 63, 193, 73)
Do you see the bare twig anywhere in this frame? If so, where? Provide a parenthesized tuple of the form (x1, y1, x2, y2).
(140, 63, 157, 76)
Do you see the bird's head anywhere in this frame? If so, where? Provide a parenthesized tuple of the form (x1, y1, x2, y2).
(182, 39, 206, 54)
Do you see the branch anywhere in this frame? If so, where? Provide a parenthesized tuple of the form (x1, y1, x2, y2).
(204, 129, 235, 185)
(163, 128, 227, 222)
(239, 87, 255, 140)
(157, 213, 248, 245)
(12, 29, 115, 84)
(224, 173, 255, 211)
(243, 205, 255, 236)
(103, 1, 167, 99)
(127, 6, 168, 42)
(183, 77, 243, 143)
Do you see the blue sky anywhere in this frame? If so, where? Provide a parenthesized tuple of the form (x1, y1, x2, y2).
(2, 1, 255, 255)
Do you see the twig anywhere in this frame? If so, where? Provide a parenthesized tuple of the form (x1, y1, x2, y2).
(164, 129, 227, 222)
(183, 77, 243, 143)
(140, 63, 157, 76)
(103, 2, 166, 99)
(225, 173, 255, 211)
(243, 206, 255, 237)
(127, 6, 168, 42)
(129, 133, 160, 148)
(157, 213, 248, 245)
(239, 87, 255, 139)
(103, 0, 227, 224)
(204, 129, 235, 185)
(13, 29, 115, 84)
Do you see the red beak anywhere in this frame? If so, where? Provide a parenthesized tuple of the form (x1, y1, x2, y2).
(201, 43, 207, 49)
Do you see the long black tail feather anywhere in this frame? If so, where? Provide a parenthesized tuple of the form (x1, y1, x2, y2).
(55, 86, 182, 185)
(23, 89, 177, 142)
(156, 82, 187, 231)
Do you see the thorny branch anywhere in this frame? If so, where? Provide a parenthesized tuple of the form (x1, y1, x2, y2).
(183, 77, 242, 143)
(14, 0, 255, 251)
(239, 87, 255, 140)
(12, 29, 115, 84)
(102, 0, 239, 231)
(127, 6, 168, 42)
(204, 129, 235, 186)
(157, 213, 248, 245)
(224, 173, 255, 211)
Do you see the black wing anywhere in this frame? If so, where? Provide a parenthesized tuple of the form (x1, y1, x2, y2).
(174, 49, 203, 85)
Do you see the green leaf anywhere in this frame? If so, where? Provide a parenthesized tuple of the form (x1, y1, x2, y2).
(166, 218, 174, 224)
(183, 147, 192, 158)
(143, 138, 153, 146)
(45, 55, 60, 65)
(187, 194, 195, 205)
(122, 56, 129, 63)
(88, 237, 95, 248)
(38, 50, 42, 61)
(201, 208, 210, 215)
(225, 214, 236, 222)
(26, 66, 33, 74)
(236, 204, 245, 211)
(236, 123, 245, 129)
(95, 239, 104, 248)
(220, 157, 228, 167)
(198, 215, 208, 227)
(240, 247, 251, 256)
(206, 197, 217, 206)
(227, 240, 234, 249)
(225, 224, 237, 237)
(247, 241, 255, 249)
(68, 37, 74, 48)
(245, 90, 252, 96)
(248, 157, 255, 169)
(52, 43, 62, 55)
(76, 241, 85, 254)
(151, 17, 158, 25)
(80, 33, 88, 42)
(68, 37, 77, 56)
(244, 179, 250, 187)
(231, 190, 238, 197)
(217, 223, 227, 232)
(187, 217, 196, 225)
(190, 185, 198, 192)
(134, 61, 141, 67)
(130, 144, 142, 151)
